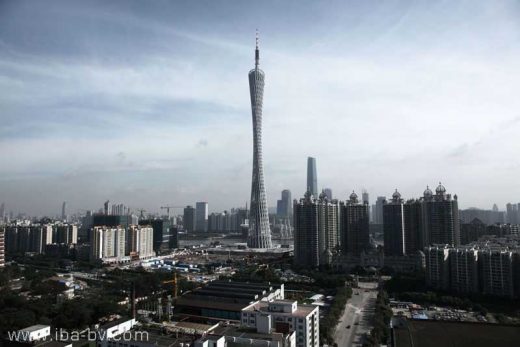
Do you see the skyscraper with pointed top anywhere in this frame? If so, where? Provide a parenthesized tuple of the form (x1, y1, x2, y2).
(247, 32, 272, 248)
(307, 157, 318, 197)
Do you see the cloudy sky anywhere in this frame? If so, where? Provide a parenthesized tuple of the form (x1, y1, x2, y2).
(1, 0, 519, 216)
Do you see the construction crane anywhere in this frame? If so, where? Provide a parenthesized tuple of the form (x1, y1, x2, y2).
(162, 272, 178, 299)
(160, 205, 184, 219)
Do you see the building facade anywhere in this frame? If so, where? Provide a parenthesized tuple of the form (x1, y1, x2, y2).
(373, 196, 386, 225)
(0, 227, 4, 268)
(90, 226, 126, 263)
(196, 202, 209, 232)
(424, 245, 450, 290)
(341, 192, 370, 256)
(293, 191, 339, 267)
(306, 157, 318, 198)
(139, 218, 171, 253)
(424, 237, 520, 298)
(383, 190, 406, 256)
(54, 224, 78, 245)
(128, 225, 155, 259)
(449, 247, 479, 294)
(277, 189, 292, 219)
(480, 249, 515, 298)
(183, 206, 196, 233)
(242, 300, 319, 347)
(422, 184, 460, 246)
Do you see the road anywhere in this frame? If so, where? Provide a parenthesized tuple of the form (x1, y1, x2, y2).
(334, 281, 378, 347)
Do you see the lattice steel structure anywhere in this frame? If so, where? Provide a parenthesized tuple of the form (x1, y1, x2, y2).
(247, 33, 272, 248)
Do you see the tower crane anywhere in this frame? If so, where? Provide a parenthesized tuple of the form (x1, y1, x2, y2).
(162, 272, 179, 299)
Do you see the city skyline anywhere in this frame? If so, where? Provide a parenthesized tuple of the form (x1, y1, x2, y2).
(2, 1, 520, 215)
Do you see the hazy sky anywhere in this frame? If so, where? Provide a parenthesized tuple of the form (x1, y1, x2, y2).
(1, 0, 520, 216)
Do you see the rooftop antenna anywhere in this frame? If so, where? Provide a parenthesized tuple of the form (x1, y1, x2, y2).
(255, 29, 260, 68)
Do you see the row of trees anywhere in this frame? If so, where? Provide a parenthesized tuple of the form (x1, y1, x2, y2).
(364, 290, 392, 347)
(0, 265, 200, 336)
(0, 286, 125, 334)
(320, 286, 353, 346)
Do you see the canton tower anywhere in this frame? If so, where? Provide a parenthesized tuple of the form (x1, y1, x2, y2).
(247, 32, 272, 249)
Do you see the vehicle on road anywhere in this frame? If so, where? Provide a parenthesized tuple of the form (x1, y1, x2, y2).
(346, 325, 351, 329)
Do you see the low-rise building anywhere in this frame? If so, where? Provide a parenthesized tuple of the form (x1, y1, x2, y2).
(241, 300, 319, 347)
(16, 324, 51, 342)
(174, 281, 284, 322)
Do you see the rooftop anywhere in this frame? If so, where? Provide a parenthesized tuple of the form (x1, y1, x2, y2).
(243, 300, 317, 318)
(19, 325, 50, 332)
(212, 325, 286, 342)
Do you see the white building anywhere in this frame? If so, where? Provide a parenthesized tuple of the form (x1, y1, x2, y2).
(90, 226, 127, 263)
(97, 318, 137, 347)
(128, 225, 155, 259)
(242, 300, 319, 347)
(16, 324, 51, 342)
(194, 335, 226, 347)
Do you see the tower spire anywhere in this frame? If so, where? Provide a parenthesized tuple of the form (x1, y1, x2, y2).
(255, 29, 259, 68)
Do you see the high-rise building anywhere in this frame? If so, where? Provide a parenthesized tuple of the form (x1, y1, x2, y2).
(183, 205, 196, 233)
(61, 201, 67, 221)
(383, 190, 405, 256)
(0, 203, 5, 223)
(294, 191, 339, 268)
(104, 200, 111, 216)
(361, 190, 369, 205)
(373, 196, 386, 224)
(169, 226, 179, 249)
(276, 189, 292, 219)
(480, 249, 515, 298)
(506, 203, 518, 224)
(422, 183, 460, 246)
(449, 247, 479, 294)
(0, 227, 4, 268)
(403, 199, 424, 253)
(208, 208, 248, 233)
(322, 188, 332, 200)
(30, 225, 53, 254)
(139, 218, 171, 253)
(128, 225, 155, 259)
(54, 225, 78, 244)
(424, 240, 520, 298)
(247, 33, 272, 249)
(195, 202, 208, 232)
(306, 157, 318, 197)
(110, 203, 127, 216)
(90, 226, 126, 262)
(424, 245, 450, 290)
(341, 191, 370, 256)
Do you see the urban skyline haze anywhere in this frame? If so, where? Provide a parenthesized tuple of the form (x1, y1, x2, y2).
(1, 0, 520, 215)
